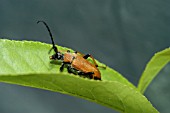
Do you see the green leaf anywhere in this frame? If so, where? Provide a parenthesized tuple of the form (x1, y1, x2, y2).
(137, 48, 170, 94)
(0, 39, 158, 113)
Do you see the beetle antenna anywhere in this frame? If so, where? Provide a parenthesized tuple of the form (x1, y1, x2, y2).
(37, 20, 58, 54)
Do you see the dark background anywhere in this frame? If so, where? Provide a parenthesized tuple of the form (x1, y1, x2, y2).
(0, 0, 170, 113)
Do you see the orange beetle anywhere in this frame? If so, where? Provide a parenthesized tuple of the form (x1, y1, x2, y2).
(37, 21, 105, 80)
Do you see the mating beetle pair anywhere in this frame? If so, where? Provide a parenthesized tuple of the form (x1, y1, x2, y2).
(37, 21, 105, 80)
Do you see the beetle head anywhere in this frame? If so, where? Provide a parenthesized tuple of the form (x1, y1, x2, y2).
(50, 52, 64, 60)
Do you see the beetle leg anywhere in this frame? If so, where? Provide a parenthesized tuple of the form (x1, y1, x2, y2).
(83, 54, 99, 67)
(60, 62, 71, 72)
(77, 71, 94, 79)
(67, 66, 72, 73)
(83, 54, 106, 69)
(83, 54, 90, 59)
(60, 63, 65, 72)
(67, 65, 77, 74)
(77, 71, 94, 75)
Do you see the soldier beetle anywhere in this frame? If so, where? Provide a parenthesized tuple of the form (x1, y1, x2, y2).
(37, 21, 105, 80)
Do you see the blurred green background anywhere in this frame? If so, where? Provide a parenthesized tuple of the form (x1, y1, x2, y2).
(0, 0, 170, 113)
